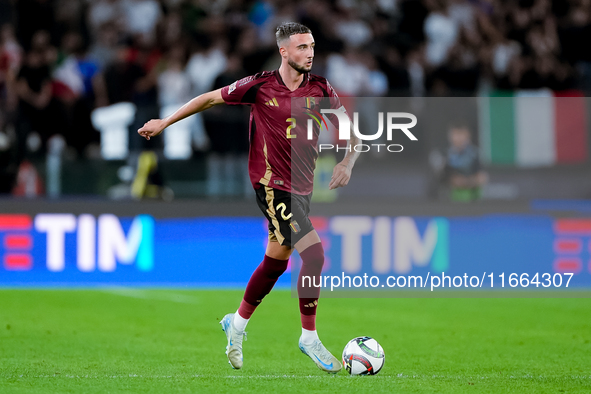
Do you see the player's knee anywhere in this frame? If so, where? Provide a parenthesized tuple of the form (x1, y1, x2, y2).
(264, 258, 289, 279)
(303, 256, 324, 271)
(301, 242, 324, 270)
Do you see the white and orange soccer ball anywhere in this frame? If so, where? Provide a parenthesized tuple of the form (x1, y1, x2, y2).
(342, 336, 385, 376)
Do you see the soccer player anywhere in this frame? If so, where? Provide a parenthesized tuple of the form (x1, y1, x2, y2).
(138, 22, 359, 373)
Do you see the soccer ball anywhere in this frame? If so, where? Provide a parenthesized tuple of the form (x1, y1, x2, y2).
(342, 336, 385, 375)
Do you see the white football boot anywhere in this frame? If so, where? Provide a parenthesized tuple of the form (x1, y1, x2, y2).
(299, 338, 342, 373)
(220, 313, 246, 369)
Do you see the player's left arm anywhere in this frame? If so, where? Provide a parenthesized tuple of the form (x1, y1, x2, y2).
(328, 126, 360, 190)
(138, 88, 225, 140)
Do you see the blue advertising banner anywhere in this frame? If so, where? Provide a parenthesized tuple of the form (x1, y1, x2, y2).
(0, 214, 590, 289)
(0, 214, 271, 286)
(312, 216, 590, 291)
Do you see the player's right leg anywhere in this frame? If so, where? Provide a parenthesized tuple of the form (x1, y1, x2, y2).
(220, 186, 293, 369)
(221, 241, 291, 369)
(220, 312, 246, 369)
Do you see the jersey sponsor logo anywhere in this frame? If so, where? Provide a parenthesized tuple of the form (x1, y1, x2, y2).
(273, 180, 284, 185)
(264, 98, 279, 107)
(238, 76, 254, 87)
(228, 81, 237, 94)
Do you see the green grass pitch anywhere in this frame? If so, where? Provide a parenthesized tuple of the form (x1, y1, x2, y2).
(1, 289, 590, 393)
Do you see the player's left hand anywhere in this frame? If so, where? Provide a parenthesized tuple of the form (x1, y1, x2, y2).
(329, 162, 352, 190)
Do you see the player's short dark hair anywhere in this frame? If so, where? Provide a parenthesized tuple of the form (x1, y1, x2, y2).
(276, 22, 312, 47)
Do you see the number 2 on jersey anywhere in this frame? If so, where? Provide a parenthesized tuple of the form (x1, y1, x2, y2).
(276, 202, 293, 220)
(286, 118, 296, 139)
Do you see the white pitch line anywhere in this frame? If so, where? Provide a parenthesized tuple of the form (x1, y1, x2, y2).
(101, 288, 200, 305)
(9, 374, 589, 380)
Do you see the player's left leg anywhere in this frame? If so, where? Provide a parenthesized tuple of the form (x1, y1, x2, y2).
(295, 231, 342, 373)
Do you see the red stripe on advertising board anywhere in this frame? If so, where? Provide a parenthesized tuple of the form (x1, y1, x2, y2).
(554, 91, 588, 163)
(4, 235, 33, 249)
(4, 254, 32, 270)
(553, 258, 582, 273)
(554, 219, 591, 235)
(553, 239, 582, 254)
(0, 215, 32, 230)
(310, 216, 328, 231)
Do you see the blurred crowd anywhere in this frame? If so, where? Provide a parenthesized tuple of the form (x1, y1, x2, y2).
(1, 0, 591, 191)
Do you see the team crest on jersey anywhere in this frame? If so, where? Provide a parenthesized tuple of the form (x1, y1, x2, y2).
(289, 219, 301, 234)
(228, 81, 237, 94)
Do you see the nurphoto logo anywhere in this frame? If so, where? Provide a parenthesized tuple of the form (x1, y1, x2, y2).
(305, 107, 418, 153)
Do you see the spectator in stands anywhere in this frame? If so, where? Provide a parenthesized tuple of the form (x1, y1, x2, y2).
(326, 46, 372, 96)
(333, 8, 373, 48)
(407, 46, 426, 97)
(0, 24, 22, 79)
(0, 23, 22, 133)
(159, 9, 184, 49)
(103, 45, 144, 105)
(15, 49, 63, 162)
(185, 35, 228, 150)
(29, 30, 57, 69)
(424, 0, 459, 68)
(397, 0, 430, 48)
(235, 27, 275, 76)
(202, 54, 250, 197)
(120, 0, 162, 44)
(157, 43, 191, 109)
(5, 0, 591, 199)
(88, 0, 122, 39)
(0, 23, 19, 192)
(88, 22, 120, 71)
(16, 0, 55, 51)
(127, 37, 161, 152)
(0, 126, 16, 193)
(58, 31, 102, 156)
(443, 123, 487, 201)
(431, 27, 481, 94)
(378, 47, 411, 96)
(186, 36, 227, 96)
(363, 53, 389, 97)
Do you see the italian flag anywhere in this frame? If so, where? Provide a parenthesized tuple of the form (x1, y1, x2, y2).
(479, 90, 588, 166)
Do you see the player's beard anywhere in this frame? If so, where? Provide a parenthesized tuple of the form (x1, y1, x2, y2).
(288, 58, 312, 74)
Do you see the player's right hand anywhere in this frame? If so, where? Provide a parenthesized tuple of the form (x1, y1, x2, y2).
(138, 119, 166, 140)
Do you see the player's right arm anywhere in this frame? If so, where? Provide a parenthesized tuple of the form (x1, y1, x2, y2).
(138, 88, 225, 140)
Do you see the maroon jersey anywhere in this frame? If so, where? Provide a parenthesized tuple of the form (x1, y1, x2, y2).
(221, 70, 343, 195)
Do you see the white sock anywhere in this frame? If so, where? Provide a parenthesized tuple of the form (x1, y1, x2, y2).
(301, 328, 319, 345)
(233, 310, 249, 332)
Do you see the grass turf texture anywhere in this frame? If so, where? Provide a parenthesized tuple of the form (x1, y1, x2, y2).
(0, 290, 589, 393)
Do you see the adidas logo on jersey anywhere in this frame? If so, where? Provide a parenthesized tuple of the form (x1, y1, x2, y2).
(265, 98, 279, 107)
